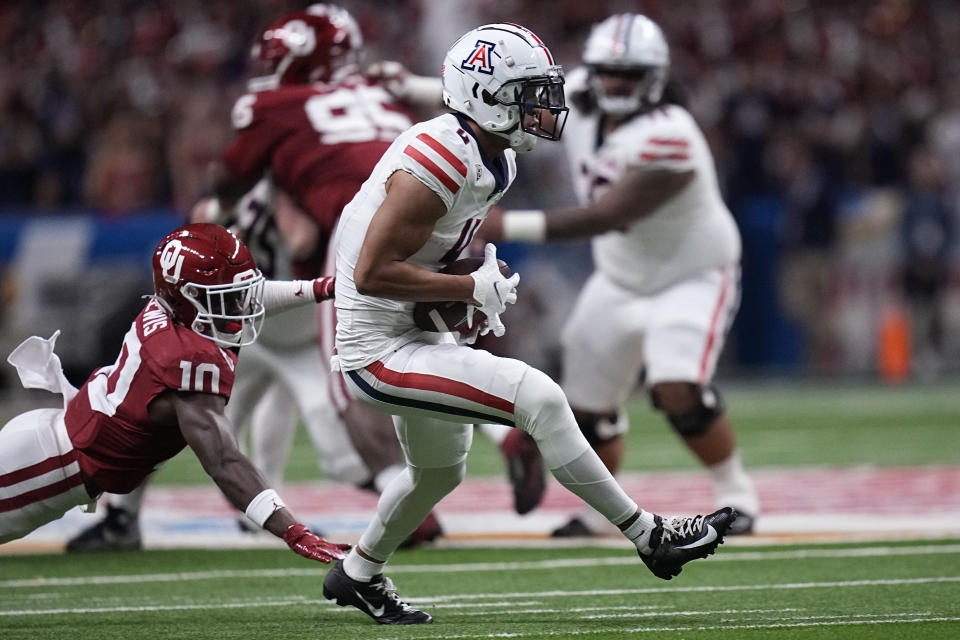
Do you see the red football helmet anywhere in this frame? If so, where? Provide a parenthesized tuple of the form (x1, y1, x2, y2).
(152, 223, 265, 348)
(248, 3, 363, 90)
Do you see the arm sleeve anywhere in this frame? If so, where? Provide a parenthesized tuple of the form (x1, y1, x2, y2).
(397, 129, 468, 211)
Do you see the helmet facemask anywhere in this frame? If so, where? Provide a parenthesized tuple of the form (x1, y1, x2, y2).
(181, 275, 266, 348)
(486, 72, 569, 147)
(588, 65, 668, 116)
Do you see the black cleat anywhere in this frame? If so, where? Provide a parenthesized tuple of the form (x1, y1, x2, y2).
(65, 505, 142, 552)
(640, 507, 737, 580)
(725, 511, 755, 536)
(551, 517, 596, 538)
(322, 561, 432, 625)
(501, 429, 545, 515)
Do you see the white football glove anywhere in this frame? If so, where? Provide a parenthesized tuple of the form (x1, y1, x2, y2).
(467, 243, 519, 338)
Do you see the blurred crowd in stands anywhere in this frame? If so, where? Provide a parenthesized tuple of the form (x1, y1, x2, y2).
(1, 0, 958, 377)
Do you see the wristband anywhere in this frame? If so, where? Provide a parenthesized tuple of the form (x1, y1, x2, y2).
(502, 210, 547, 243)
(313, 276, 335, 302)
(245, 489, 285, 527)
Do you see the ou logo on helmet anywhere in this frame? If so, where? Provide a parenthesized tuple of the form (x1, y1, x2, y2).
(279, 19, 317, 55)
(160, 240, 185, 284)
(461, 40, 496, 75)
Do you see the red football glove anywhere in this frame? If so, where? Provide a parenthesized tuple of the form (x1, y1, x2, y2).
(283, 524, 350, 563)
(312, 276, 336, 302)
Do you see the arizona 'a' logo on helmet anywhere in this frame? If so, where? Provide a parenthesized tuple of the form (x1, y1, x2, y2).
(461, 40, 496, 75)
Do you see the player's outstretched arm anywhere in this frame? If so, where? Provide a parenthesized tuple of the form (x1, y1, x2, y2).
(489, 166, 694, 243)
(365, 61, 443, 112)
(173, 391, 349, 563)
(260, 276, 337, 315)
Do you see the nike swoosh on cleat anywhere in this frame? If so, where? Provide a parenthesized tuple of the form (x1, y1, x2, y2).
(354, 590, 386, 618)
(675, 524, 718, 550)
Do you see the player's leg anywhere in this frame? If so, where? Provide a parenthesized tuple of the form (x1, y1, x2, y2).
(554, 271, 647, 536)
(248, 381, 298, 487)
(345, 342, 655, 546)
(316, 288, 443, 546)
(644, 265, 758, 533)
(0, 409, 93, 544)
(324, 406, 470, 624)
(65, 484, 145, 551)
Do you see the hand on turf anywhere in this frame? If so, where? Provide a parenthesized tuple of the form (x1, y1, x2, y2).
(467, 244, 519, 337)
(283, 524, 350, 564)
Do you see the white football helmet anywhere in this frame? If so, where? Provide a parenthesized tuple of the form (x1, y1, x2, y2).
(582, 14, 669, 116)
(442, 23, 568, 152)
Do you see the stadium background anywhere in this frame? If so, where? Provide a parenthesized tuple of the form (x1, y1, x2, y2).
(2, 2, 959, 637)
(2, 0, 959, 385)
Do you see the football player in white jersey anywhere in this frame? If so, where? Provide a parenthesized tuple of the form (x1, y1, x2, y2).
(321, 23, 738, 626)
(484, 14, 759, 536)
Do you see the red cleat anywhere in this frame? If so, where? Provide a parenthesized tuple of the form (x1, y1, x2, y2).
(501, 429, 545, 515)
(399, 511, 443, 549)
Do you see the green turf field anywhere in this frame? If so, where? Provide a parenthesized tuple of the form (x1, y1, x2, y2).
(3, 541, 959, 639)
(151, 380, 960, 485)
(2, 381, 959, 638)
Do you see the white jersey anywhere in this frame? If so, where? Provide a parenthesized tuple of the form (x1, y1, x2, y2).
(564, 70, 740, 294)
(335, 113, 517, 370)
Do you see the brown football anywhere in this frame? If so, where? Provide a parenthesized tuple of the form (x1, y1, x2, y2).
(413, 257, 511, 333)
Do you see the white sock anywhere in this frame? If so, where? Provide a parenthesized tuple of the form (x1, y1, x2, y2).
(343, 549, 385, 582)
(109, 485, 146, 516)
(709, 449, 759, 515)
(621, 510, 658, 555)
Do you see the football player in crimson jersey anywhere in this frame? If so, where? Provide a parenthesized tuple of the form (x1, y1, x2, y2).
(321, 23, 736, 626)
(0, 223, 348, 566)
(66, 4, 442, 551)
(482, 14, 759, 536)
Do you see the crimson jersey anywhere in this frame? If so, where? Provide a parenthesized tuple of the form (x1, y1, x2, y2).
(64, 299, 238, 494)
(222, 78, 414, 254)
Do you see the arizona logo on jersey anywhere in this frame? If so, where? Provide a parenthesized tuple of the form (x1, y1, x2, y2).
(461, 40, 496, 75)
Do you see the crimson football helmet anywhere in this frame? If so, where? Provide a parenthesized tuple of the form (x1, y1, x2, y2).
(248, 3, 363, 90)
(152, 223, 265, 348)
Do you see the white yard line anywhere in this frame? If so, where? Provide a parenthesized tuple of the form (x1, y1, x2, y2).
(3, 542, 959, 589)
(377, 617, 960, 639)
(2, 577, 959, 616)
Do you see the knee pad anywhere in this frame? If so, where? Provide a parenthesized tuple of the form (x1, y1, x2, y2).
(409, 463, 466, 501)
(652, 383, 724, 437)
(514, 367, 569, 440)
(572, 409, 627, 447)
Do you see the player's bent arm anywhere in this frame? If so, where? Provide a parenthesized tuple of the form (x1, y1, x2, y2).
(173, 391, 349, 561)
(209, 162, 257, 215)
(504, 167, 695, 242)
(354, 170, 475, 303)
(273, 189, 320, 261)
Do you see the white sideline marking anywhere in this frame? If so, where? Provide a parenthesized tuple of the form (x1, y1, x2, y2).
(2, 577, 958, 617)
(376, 617, 960, 639)
(3, 543, 959, 589)
(413, 576, 960, 604)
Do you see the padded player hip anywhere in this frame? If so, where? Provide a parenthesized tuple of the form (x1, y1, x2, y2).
(342, 341, 527, 430)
